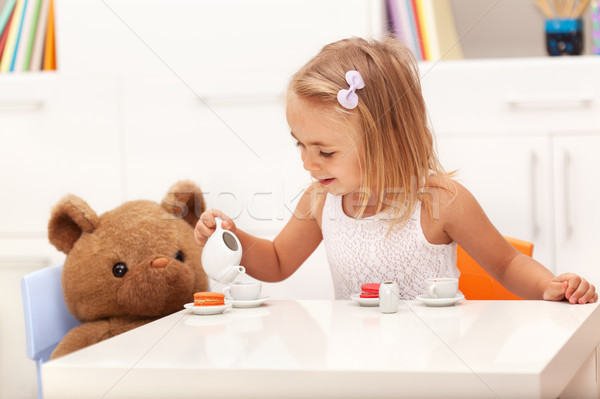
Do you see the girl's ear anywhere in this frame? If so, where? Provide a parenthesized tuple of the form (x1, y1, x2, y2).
(161, 180, 206, 228)
(48, 195, 99, 254)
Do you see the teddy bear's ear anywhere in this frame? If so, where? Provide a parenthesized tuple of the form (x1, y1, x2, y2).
(161, 180, 206, 227)
(48, 195, 99, 254)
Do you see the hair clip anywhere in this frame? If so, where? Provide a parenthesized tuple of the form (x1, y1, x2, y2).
(337, 70, 365, 110)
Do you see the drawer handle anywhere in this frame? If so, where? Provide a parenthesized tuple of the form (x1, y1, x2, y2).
(0, 100, 45, 111)
(530, 151, 540, 239)
(563, 151, 573, 240)
(505, 95, 593, 109)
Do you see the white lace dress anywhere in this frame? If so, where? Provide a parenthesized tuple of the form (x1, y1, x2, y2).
(321, 193, 459, 300)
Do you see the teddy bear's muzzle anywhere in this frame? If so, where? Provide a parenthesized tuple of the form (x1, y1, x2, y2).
(151, 257, 169, 268)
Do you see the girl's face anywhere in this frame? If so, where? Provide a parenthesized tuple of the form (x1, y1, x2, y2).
(286, 92, 363, 196)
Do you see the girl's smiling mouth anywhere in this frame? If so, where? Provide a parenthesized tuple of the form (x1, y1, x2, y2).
(318, 178, 335, 185)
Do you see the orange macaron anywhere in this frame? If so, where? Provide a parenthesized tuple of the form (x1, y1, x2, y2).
(194, 292, 226, 307)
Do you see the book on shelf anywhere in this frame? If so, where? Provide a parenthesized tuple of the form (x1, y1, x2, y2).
(423, 0, 463, 60)
(0, 1, 15, 59)
(8, 0, 29, 71)
(387, 0, 422, 60)
(414, 0, 431, 60)
(29, 0, 48, 71)
(0, 0, 24, 72)
(410, 0, 426, 60)
(0, 0, 54, 73)
(15, 0, 41, 71)
(13, 0, 37, 71)
(387, 0, 463, 61)
(0, 0, 16, 36)
(42, 0, 54, 70)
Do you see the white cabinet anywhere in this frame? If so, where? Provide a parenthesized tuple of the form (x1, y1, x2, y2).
(436, 135, 555, 269)
(422, 57, 600, 280)
(553, 135, 600, 283)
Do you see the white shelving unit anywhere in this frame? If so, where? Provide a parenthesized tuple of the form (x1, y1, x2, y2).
(420, 56, 600, 281)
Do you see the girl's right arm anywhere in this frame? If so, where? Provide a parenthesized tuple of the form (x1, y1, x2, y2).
(194, 188, 324, 282)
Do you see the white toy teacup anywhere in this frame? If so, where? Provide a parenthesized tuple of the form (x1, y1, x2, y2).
(425, 277, 459, 299)
(223, 281, 262, 301)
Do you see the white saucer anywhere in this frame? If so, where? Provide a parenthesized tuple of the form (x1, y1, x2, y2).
(184, 302, 232, 315)
(227, 296, 269, 308)
(415, 293, 465, 307)
(350, 294, 379, 307)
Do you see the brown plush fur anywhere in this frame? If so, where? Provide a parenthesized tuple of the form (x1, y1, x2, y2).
(48, 181, 209, 359)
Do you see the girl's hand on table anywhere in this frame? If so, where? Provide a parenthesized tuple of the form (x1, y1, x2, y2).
(543, 273, 598, 304)
(194, 209, 236, 247)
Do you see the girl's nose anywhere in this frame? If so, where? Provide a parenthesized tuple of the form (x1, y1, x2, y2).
(302, 150, 320, 171)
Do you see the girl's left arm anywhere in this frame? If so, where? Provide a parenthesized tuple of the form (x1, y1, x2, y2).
(439, 181, 597, 304)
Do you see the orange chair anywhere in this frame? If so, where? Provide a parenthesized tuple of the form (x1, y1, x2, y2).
(457, 237, 534, 300)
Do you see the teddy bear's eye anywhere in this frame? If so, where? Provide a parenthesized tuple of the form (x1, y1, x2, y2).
(112, 262, 128, 278)
(174, 251, 184, 262)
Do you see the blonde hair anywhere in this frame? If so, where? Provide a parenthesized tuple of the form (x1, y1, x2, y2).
(289, 36, 453, 228)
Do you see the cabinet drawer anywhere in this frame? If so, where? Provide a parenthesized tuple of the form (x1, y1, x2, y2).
(420, 57, 600, 136)
(0, 75, 122, 234)
(55, 0, 383, 97)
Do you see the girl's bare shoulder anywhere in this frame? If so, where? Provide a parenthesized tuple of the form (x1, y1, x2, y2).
(294, 183, 327, 228)
(424, 174, 489, 235)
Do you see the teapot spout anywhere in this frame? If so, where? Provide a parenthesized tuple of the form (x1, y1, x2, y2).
(218, 265, 246, 284)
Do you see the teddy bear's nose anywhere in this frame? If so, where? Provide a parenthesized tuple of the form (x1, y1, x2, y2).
(151, 257, 169, 268)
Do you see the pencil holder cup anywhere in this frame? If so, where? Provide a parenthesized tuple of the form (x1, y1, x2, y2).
(545, 19, 584, 55)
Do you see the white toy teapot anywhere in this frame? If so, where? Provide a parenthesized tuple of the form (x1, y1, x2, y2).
(201, 217, 246, 284)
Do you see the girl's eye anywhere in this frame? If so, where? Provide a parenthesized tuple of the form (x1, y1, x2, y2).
(320, 151, 334, 158)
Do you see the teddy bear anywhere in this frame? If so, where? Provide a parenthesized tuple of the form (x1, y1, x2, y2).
(47, 180, 209, 359)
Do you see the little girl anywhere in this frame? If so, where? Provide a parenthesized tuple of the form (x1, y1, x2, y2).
(195, 37, 597, 304)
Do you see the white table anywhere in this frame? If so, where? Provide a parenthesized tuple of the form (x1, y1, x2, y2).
(43, 300, 600, 399)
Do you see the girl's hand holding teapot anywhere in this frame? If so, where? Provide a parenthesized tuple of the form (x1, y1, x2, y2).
(195, 209, 245, 284)
(194, 209, 237, 247)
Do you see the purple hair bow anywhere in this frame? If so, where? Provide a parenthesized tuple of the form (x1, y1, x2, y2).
(337, 70, 365, 110)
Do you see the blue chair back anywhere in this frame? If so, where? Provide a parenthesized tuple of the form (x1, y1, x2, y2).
(21, 264, 80, 399)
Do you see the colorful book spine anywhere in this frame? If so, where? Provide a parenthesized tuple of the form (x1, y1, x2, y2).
(0, 7, 15, 61)
(0, 0, 16, 36)
(593, 0, 600, 54)
(0, 0, 24, 72)
(8, 0, 28, 71)
(403, 0, 422, 60)
(419, 0, 438, 60)
(29, 0, 47, 71)
(42, 0, 53, 70)
(410, 0, 426, 60)
(21, 0, 41, 70)
(13, 0, 35, 71)
(414, 0, 430, 60)
(388, 0, 462, 62)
